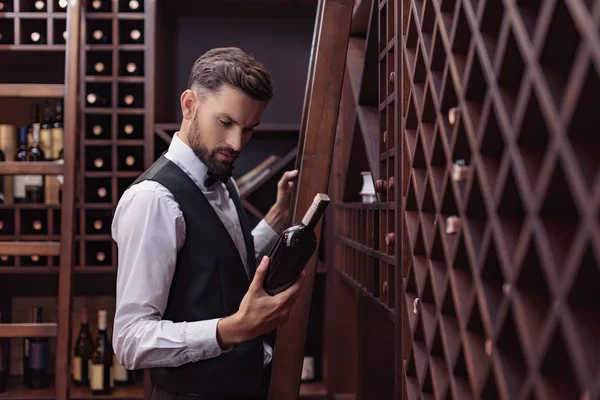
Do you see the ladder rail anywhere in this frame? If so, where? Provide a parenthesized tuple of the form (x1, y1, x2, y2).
(55, 0, 82, 399)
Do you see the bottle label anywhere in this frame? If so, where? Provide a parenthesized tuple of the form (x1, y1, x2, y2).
(90, 364, 104, 390)
(72, 356, 82, 381)
(113, 355, 128, 382)
(40, 129, 52, 156)
(24, 175, 43, 187)
(29, 342, 48, 369)
(51, 128, 64, 160)
(14, 176, 25, 198)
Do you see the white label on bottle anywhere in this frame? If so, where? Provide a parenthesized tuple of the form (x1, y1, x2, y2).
(113, 355, 128, 382)
(72, 356, 82, 381)
(24, 175, 43, 187)
(14, 176, 26, 199)
(90, 363, 104, 390)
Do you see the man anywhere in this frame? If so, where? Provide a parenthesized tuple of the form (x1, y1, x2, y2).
(112, 47, 304, 400)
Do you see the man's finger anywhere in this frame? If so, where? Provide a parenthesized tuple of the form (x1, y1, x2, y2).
(250, 256, 270, 292)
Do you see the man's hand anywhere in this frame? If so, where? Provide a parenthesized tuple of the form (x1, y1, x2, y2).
(216, 256, 304, 348)
(264, 170, 299, 233)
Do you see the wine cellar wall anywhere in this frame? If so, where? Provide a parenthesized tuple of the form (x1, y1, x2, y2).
(327, 0, 600, 398)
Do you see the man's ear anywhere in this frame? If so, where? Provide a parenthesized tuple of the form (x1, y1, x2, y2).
(180, 90, 196, 121)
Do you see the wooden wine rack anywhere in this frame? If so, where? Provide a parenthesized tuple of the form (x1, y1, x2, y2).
(400, 0, 600, 398)
(326, 0, 600, 398)
(77, 0, 154, 272)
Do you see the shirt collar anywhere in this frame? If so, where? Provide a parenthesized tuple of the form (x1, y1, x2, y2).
(166, 132, 216, 191)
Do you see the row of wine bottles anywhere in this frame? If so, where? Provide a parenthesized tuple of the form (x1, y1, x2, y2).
(86, 20, 144, 45)
(0, 0, 142, 13)
(0, 307, 134, 394)
(0, 100, 64, 204)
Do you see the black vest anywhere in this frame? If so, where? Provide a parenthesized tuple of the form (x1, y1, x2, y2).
(131, 155, 264, 396)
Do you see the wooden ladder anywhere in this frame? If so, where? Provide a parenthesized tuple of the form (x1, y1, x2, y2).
(0, 1, 82, 399)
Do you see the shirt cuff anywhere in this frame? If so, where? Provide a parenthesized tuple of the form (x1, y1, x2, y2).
(184, 318, 230, 362)
(254, 218, 279, 252)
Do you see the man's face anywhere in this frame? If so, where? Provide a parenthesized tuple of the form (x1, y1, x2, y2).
(187, 85, 265, 178)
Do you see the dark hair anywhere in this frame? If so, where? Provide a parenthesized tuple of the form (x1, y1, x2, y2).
(187, 47, 273, 104)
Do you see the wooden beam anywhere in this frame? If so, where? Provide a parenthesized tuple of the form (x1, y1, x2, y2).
(0, 241, 61, 256)
(0, 323, 58, 338)
(268, 0, 355, 398)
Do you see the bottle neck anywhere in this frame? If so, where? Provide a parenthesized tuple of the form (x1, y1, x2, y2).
(300, 194, 330, 231)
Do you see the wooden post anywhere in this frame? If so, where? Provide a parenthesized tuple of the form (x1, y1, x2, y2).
(268, 0, 355, 398)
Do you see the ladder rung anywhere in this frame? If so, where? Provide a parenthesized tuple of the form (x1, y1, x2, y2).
(0, 84, 65, 98)
(0, 161, 63, 175)
(0, 241, 61, 256)
(0, 323, 58, 338)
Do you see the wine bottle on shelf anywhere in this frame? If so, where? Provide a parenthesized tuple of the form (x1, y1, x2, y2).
(14, 127, 28, 204)
(126, 0, 140, 11)
(24, 123, 45, 203)
(90, 309, 113, 395)
(27, 306, 49, 389)
(57, 0, 68, 10)
(40, 101, 53, 159)
(28, 104, 39, 148)
(128, 28, 142, 42)
(32, 0, 46, 12)
(0, 312, 7, 394)
(51, 99, 63, 160)
(86, 92, 109, 107)
(72, 307, 95, 387)
(27, 30, 47, 45)
(113, 355, 129, 386)
(91, 28, 109, 43)
(263, 193, 331, 296)
(90, 0, 110, 12)
(0, 0, 14, 12)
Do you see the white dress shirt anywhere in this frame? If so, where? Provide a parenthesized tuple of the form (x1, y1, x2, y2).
(112, 132, 278, 370)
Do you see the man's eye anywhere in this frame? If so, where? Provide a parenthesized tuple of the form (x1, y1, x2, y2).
(219, 119, 232, 127)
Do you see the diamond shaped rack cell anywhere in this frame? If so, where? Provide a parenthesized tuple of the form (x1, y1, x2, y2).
(540, 162, 580, 277)
(567, 61, 600, 194)
(539, 0, 581, 109)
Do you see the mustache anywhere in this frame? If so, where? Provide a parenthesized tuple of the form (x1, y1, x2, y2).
(212, 147, 240, 157)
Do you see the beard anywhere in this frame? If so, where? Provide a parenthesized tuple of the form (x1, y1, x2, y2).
(187, 114, 238, 180)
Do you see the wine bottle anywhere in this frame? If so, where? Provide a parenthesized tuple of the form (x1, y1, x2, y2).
(0, 312, 7, 393)
(263, 193, 330, 296)
(27, 306, 49, 389)
(0, 0, 14, 12)
(40, 101, 53, 159)
(128, 0, 139, 11)
(27, 104, 39, 148)
(72, 307, 95, 386)
(51, 99, 63, 160)
(129, 28, 141, 42)
(90, 0, 110, 12)
(24, 123, 45, 203)
(14, 127, 28, 204)
(113, 355, 129, 386)
(89, 310, 113, 395)
(58, 0, 68, 10)
(32, 0, 46, 12)
(91, 28, 108, 43)
(28, 30, 46, 45)
(86, 92, 109, 107)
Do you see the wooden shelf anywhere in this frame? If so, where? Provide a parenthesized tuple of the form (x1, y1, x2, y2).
(0, 162, 63, 175)
(0, 377, 144, 400)
(299, 381, 327, 398)
(0, 85, 64, 98)
(0, 323, 57, 338)
(0, 45, 66, 51)
(0, 241, 61, 256)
